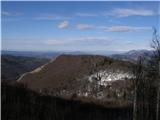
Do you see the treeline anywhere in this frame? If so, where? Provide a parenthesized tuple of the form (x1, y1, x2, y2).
(2, 81, 132, 120)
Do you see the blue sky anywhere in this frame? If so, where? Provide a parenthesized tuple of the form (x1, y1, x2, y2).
(1, 1, 160, 52)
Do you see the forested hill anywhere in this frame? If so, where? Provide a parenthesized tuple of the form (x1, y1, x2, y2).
(1, 55, 49, 81)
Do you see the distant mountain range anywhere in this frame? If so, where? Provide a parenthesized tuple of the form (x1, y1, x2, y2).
(111, 50, 154, 62)
(2, 49, 154, 62)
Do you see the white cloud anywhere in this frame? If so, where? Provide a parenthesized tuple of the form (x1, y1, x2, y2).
(103, 26, 152, 32)
(2, 11, 22, 16)
(58, 21, 69, 29)
(76, 13, 98, 17)
(76, 24, 94, 30)
(106, 8, 154, 17)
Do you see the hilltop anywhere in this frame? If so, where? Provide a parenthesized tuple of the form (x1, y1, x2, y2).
(18, 54, 134, 101)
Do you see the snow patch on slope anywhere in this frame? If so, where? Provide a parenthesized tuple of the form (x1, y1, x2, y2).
(88, 70, 133, 87)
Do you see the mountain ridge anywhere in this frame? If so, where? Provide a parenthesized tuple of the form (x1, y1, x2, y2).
(111, 49, 153, 62)
(18, 54, 134, 100)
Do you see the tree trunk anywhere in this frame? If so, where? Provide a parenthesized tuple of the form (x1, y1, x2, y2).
(133, 86, 137, 120)
(156, 62, 160, 120)
(156, 87, 159, 120)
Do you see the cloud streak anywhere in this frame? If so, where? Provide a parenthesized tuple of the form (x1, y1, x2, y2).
(104, 8, 155, 17)
(103, 26, 152, 32)
(76, 8, 155, 18)
(2, 11, 22, 16)
(44, 37, 112, 45)
(44, 40, 70, 45)
(34, 14, 72, 20)
(76, 24, 94, 30)
(76, 13, 98, 17)
(43, 36, 146, 51)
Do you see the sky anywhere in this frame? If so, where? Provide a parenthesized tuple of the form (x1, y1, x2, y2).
(1, 1, 160, 52)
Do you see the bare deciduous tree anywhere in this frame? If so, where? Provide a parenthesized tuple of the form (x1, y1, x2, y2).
(132, 28, 160, 120)
(132, 56, 145, 120)
(151, 28, 160, 120)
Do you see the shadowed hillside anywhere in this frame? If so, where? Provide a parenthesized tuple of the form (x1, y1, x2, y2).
(2, 81, 133, 120)
(1, 55, 49, 81)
